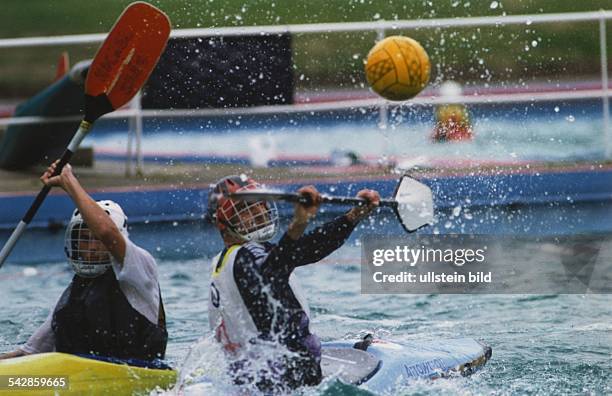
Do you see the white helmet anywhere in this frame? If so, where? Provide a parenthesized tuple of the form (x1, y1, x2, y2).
(64, 200, 128, 278)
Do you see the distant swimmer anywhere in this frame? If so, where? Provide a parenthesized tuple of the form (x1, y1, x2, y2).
(206, 175, 380, 393)
(432, 81, 473, 142)
(0, 161, 167, 361)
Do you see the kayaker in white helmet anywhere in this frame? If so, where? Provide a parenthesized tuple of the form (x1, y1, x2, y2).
(0, 160, 167, 361)
(206, 174, 380, 393)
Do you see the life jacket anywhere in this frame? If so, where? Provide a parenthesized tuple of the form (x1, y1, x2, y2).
(52, 270, 167, 360)
(208, 243, 312, 356)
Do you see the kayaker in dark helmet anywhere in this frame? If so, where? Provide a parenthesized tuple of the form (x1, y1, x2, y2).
(0, 161, 167, 361)
(206, 174, 380, 392)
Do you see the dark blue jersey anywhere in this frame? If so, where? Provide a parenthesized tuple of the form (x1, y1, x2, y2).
(229, 215, 356, 358)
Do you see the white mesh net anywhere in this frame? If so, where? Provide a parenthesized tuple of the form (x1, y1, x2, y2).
(65, 222, 112, 277)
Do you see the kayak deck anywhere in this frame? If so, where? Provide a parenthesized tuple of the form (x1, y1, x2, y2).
(0, 338, 491, 395)
(0, 352, 177, 395)
(322, 338, 492, 393)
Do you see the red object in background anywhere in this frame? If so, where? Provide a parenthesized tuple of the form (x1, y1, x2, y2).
(54, 52, 70, 82)
(432, 104, 474, 142)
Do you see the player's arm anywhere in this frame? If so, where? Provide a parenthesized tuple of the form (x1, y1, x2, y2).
(282, 188, 380, 265)
(40, 161, 126, 264)
(0, 310, 56, 359)
(286, 185, 321, 240)
(0, 350, 26, 359)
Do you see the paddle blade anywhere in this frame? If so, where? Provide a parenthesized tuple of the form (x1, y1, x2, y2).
(393, 175, 435, 232)
(85, 2, 171, 120)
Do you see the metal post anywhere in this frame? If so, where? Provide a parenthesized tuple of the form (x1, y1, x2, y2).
(126, 102, 135, 177)
(376, 28, 388, 130)
(133, 90, 144, 176)
(600, 17, 610, 158)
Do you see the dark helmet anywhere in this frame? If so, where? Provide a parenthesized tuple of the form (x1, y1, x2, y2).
(207, 175, 278, 242)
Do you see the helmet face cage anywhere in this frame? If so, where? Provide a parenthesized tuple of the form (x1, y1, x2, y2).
(220, 187, 279, 242)
(209, 176, 279, 243)
(65, 222, 112, 278)
(64, 200, 127, 278)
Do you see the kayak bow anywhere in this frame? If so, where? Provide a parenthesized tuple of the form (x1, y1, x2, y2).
(0, 352, 177, 395)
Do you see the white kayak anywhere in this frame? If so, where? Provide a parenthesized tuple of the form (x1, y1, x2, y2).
(322, 337, 491, 394)
(182, 336, 492, 394)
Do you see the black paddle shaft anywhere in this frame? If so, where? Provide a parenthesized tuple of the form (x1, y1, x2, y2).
(312, 195, 396, 208)
(230, 191, 397, 208)
(227, 176, 434, 235)
(22, 148, 74, 224)
(21, 93, 112, 224)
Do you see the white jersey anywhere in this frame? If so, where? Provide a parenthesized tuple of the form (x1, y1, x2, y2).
(208, 245, 258, 354)
(20, 238, 160, 354)
(208, 242, 311, 355)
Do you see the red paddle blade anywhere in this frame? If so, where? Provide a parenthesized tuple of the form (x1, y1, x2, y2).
(86, 2, 170, 114)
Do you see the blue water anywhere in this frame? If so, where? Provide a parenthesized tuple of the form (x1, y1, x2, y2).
(0, 219, 610, 395)
(1, 97, 611, 394)
(87, 99, 610, 164)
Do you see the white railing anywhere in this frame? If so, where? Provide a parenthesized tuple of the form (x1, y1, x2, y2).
(0, 10, 611, 172)
(1, 11, 611, 48)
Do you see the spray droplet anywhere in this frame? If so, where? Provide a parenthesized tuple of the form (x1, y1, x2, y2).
(554, 106, 560, 113)
(490, 1, 499, 9)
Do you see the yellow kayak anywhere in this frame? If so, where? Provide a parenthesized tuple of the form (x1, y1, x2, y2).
(0, 352, 177, 395)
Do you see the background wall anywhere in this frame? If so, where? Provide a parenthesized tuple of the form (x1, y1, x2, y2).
(0, 0, 610, 99)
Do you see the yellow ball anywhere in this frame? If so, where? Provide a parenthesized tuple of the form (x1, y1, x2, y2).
(365, 35, 431, 101)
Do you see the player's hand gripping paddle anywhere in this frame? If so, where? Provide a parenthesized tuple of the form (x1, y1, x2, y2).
(230, 175, 435, 233)
(0, 2, 171, 268)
